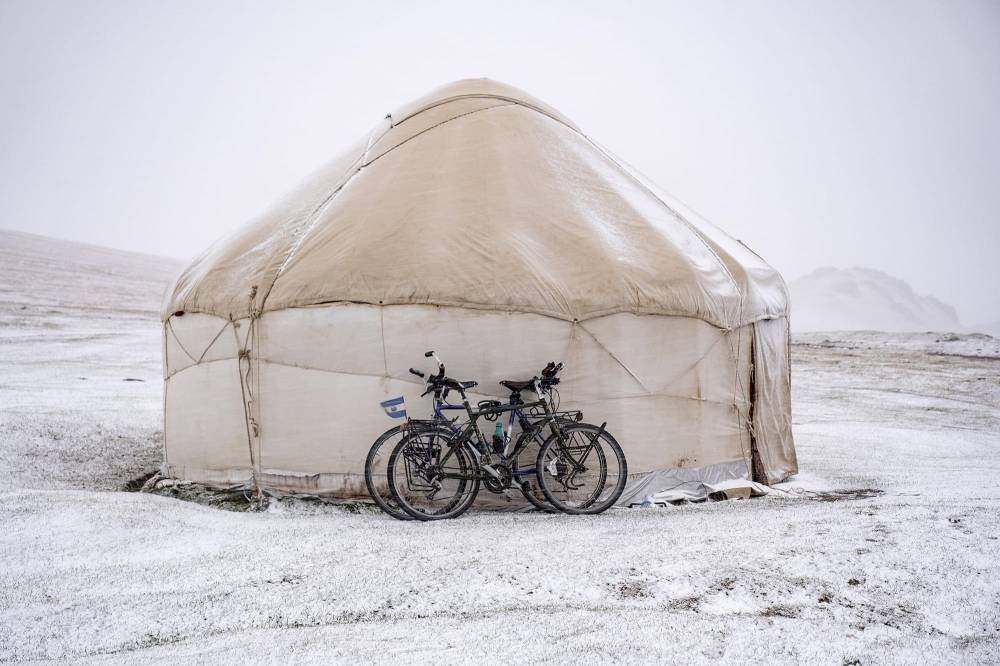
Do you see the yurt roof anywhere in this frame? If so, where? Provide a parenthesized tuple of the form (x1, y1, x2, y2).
(162, 78, 788, 329)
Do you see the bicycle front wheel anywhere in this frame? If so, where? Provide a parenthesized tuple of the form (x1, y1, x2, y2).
(512, 418, 580, 513)
(387, 429, 480, 521)
(536, 423, 627, 515)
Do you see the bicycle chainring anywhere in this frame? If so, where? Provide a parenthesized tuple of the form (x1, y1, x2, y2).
(482, 464, 513, 493)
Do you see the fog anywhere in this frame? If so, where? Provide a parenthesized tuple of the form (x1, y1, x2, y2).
(1, 0, 998, 325)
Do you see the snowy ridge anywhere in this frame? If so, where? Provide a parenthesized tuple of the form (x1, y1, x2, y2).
(973, 319, 1000, 339)
(793, 330, 1000, 360)
(789, 266, 963, 333)
(0, 229, 182, 317)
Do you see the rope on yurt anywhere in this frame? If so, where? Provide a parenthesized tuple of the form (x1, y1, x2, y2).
(253, 122, 390, 316)
(254, 305, 264, 498)
(226, 124, 395, 508)
(379, 306, 389, 377)
(361, 103, 516, 170)
(236, 285, 267, 510)
(162, 315, 234, 479)
(194, 321, 231, 364)
(165, 317, 231, 368)
(655, 328, 729, 386)
(576, 322, 649, 393)
(390, 94, 575, 133)
(161, 319, 170, 476)
(165, 318, 199, 365)
(731, 296, 757, 479)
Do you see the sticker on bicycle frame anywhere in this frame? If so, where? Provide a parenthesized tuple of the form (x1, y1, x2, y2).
(380, 396, 407, 419)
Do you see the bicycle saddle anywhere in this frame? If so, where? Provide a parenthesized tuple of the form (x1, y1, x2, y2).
(443, 378, 478, 390)
(499, 379, 534, 391)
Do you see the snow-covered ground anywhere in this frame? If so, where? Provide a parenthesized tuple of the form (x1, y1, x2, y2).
(0, 231, 179, 492)
(1, 232, 998, 664)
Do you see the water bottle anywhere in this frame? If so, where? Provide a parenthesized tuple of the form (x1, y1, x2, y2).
(492, 421, 504, 454)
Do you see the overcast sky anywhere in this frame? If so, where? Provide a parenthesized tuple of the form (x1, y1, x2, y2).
(1, 0, 998, 325)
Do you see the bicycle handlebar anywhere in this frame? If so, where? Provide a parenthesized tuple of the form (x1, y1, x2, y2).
(424, 350, 446, 378)
(413, 351, 479, 399)
(535, 361, 563, 389)
(413, 352, 563, 400)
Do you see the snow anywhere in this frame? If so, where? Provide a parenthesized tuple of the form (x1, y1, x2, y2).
(795, 330, 1000, 360)
(0, 231, 180, 492)
(789, 266, 964, 333)
(1, 232, 999, 663)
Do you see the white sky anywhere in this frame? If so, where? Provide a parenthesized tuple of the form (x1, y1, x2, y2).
(1, 0, 998, 325)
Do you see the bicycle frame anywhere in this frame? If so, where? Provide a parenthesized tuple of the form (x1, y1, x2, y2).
(410, 383, 570, 484)
(392, 356, 622, 516)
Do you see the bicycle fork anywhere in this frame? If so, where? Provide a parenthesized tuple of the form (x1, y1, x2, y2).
(548, 421, 606, 489)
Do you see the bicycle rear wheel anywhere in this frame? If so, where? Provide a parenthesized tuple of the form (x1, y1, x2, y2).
(365, 422, 448, 520)
(387, 429, 480, 521)
(536, 423, 627, 515)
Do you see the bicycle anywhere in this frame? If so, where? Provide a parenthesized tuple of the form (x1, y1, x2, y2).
(365, 352, 564, 519)
(385, 353, 628, 520)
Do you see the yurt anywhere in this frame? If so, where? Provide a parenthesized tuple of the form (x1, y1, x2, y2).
(161, 79, 796, 502)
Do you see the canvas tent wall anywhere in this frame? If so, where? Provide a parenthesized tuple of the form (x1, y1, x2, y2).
(161, 78, 797, 500)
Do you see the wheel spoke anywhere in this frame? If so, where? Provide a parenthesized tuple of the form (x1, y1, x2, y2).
(388, 429, 480, 520)
(536, 423, 627, 514)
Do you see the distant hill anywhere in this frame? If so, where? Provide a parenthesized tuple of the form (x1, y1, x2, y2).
(0, 229, 182, 318)
(789, 267, 962, 333)
(972, 320, 1000, 338)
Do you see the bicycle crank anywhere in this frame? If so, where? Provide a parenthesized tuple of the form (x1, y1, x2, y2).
(482, 464, 512, 493)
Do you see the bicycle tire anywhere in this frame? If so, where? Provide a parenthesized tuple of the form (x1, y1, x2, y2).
(364, 422, 451, 520)
(512, 418, 579, 513)
(536, 422, 628, 515)
(387, 428, 480, 521)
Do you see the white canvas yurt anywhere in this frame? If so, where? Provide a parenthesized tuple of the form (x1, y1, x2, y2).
(161, 79, 796, 502)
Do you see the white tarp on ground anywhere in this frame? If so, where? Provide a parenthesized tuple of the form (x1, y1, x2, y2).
(160, 78, 796, 500)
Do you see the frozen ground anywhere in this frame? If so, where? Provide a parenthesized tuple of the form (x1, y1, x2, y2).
(1, 231, 999, 664)
(0, 231, 179, 492)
